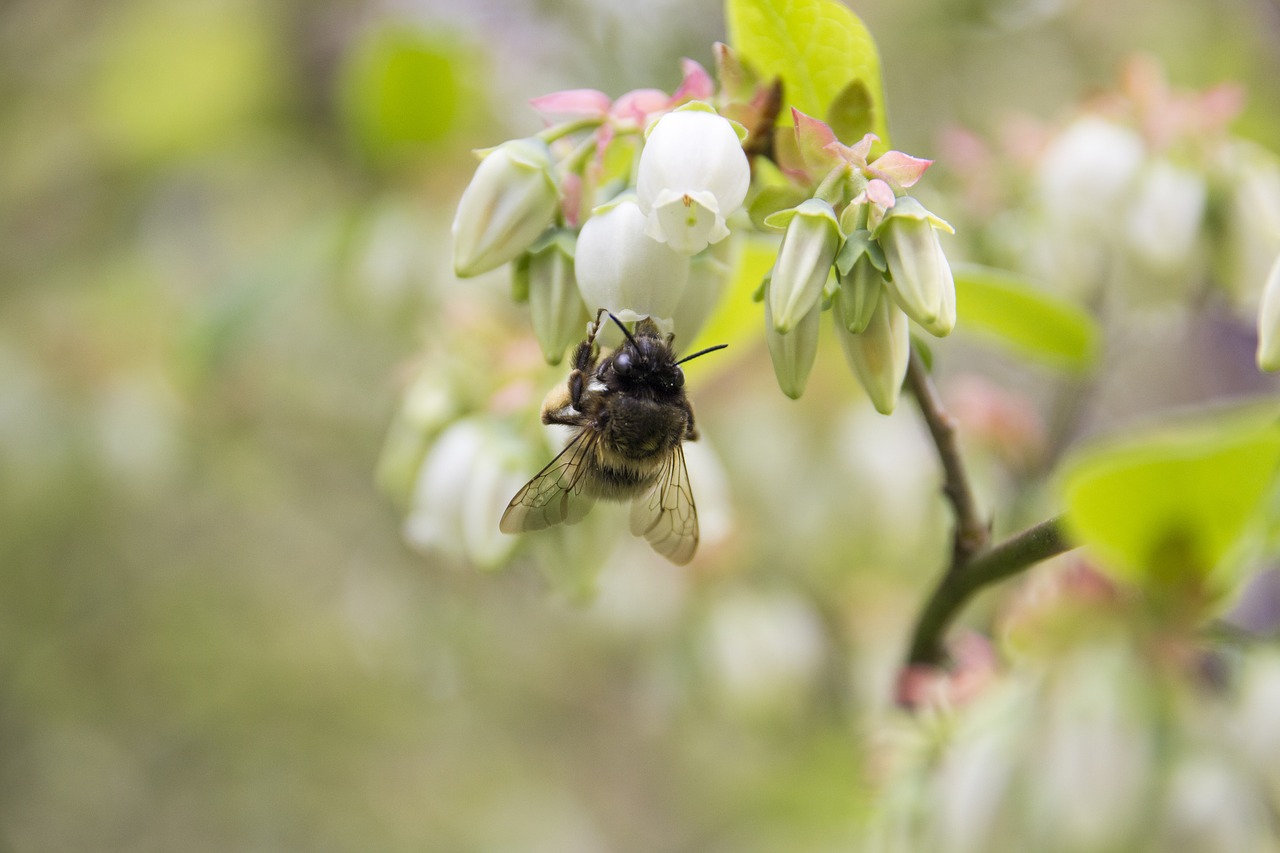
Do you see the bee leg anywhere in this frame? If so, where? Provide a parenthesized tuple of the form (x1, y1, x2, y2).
(566, 311, 605, 410)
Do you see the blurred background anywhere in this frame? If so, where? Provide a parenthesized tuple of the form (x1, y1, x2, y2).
(4, 0, 1280, 850)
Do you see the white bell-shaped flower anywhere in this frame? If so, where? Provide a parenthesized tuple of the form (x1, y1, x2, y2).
(403, 419, 529, 569)
(1125, 159, 1207, 274)
(452, 138, 560, 278)
(1256, 253, 1280, 372)
(575, 198, 692, 324)
(636, 108, 749, 256)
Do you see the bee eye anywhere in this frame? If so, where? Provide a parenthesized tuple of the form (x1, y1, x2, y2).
(673, 367, 685, 388)
(614, 351, 633, 377)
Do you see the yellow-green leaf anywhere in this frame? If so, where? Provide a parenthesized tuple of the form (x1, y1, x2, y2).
(1061, 403, 1280, 594)
(953, 264, 1099, 372)
(726, 0, 889, 148)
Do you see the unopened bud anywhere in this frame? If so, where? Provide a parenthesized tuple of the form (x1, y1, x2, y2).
(835, 288, 909, 414)
(517, 231, 589, 365)
(766, 198, 842, 334)
(764, 280, 821, 399)
(452, 138, 560, 278)
(874, 197, 956, 336)
(1256, 252, 1280, 372)
(834, 230, 887, 334)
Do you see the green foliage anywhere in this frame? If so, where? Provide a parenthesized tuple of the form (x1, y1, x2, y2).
(339, 25, 479, 166)
(93, 0, 275, 162)
(1061, 403, 1280, 596)
(952, 264, 1100, 372)
(725, 0, 889, 149)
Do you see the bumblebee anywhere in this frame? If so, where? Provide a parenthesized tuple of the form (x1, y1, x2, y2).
(499, 310, 726, 564)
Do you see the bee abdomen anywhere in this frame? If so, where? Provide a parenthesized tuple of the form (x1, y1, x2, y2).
(586, 463, 657, 501)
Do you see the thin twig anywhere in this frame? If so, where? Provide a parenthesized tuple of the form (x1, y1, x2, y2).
(906, 518, 1072, 665)
(904, 345, 990, 567)
(901, 343, 1076, 669)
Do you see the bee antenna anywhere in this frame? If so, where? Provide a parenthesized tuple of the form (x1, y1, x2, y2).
(675, 343, 729, 365)
(606, 312, 641, 349)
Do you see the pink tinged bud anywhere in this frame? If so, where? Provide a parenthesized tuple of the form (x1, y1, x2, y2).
(529, 89, 611, 122)
(835, 290, 909, 415)
(864, 178, 897, 209)
(790, 108, 842, 175)
(874, 197, 956, 336)
(575, 199, 691, 324)
(610, 89, 670, 128)
(516, 231, 589, 365)
(636, 109, 750, 256)
(867, 150, 933, 188)
(765, 281, 822, 400)
(765, 199, 841, 333)
(671, 58, 714, 104)
(452, 138, 560, 278)
(1256, 253, 1280, 372)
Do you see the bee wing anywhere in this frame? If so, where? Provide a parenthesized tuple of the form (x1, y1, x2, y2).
(629, 444, 698, 565)
(499, 430, 598, 533)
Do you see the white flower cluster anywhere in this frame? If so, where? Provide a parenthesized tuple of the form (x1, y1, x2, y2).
(449, 52, 957, 412)
(451, 88, 750, 362)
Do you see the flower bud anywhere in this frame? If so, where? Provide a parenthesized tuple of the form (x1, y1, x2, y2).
(403, 419, 529, 569)
(765, 198, 841, 334)
(764, 280, 821, 399)
(1256, 252, 1280, 372)
(517, 231, 589, 365)
(874, 197, 956, 336)
(575, 198, 691, 324)
(1125, 159, 1207, 274)
(916, 236, 956, 338)
(835, 287, 909, 414)
(1037, 117, 1145, 232)
(637, 108, 750, 256)
(834, 230, 887, 334)
(452, 138, 559, 278)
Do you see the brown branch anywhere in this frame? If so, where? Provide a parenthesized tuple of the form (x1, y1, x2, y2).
(904, 344, 990, 567)
(901, 343, 1077, 669)
(906, 517, 1072, 665)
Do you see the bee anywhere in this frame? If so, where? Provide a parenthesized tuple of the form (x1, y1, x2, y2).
(499, 310, 727, 565)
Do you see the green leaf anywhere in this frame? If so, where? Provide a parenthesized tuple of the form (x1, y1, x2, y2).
(338, 25, 480, 166)
(952, 264, 1100, 371)
(1061, 403, 1280, 596)
(726, 0, 889, 148)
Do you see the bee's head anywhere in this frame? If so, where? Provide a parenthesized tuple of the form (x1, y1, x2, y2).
(605, 316, 682, 394)
(603, 314, 725, 395)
